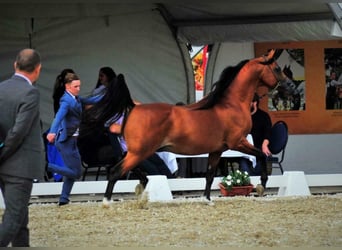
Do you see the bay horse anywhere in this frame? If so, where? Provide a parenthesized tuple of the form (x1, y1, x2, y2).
(103, 49, 296, 206)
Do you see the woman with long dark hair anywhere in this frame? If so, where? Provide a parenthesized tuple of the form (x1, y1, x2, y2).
(92, 66, 117, 96)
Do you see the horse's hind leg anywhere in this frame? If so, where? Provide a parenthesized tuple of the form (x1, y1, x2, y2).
(103, 152, 150, 207)
(122, 152, 150, 189)
(103, 159, 125, 207)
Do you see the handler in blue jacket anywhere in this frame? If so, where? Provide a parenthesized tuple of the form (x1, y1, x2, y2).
(46, 72, 101, 206)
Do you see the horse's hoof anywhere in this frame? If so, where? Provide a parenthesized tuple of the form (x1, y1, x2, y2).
(102, 197, 111, 208)
(135, 183, 145, 196)
(207, 200, 215, 206)
(204, 197, 215, 206)
(256, 184, 265, 197)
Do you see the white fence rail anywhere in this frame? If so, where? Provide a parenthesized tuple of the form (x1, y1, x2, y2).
(30, 173, 341, 196)
(1, 172, 341, 208)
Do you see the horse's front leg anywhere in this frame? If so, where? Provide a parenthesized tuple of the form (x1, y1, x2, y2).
(260, 154, 268, 188)
(130, 167, 148, 196)
(236, 137, 268, 195)
(253, 154, 269, 197)
(204, 152, 222, 202)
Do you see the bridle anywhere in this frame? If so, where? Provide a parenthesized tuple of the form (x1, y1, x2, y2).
(262, 55, 297, 96)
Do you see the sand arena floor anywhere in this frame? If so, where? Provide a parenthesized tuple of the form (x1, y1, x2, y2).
(15, 194, 342, 247)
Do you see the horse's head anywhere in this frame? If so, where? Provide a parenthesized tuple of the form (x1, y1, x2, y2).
(260, 49, 297, 95)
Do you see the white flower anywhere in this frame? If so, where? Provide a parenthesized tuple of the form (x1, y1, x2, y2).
(221, 170, 251, 190)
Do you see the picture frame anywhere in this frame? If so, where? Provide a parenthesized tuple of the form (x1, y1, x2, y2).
(254, 40, 342, 134)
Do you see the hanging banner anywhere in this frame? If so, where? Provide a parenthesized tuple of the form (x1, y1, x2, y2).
(192, 46, 208, 91)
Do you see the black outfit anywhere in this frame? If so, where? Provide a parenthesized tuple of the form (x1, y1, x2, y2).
(78, 125, 121, 165)
(78, 125, 173, 179)
(138, 153, 173, 178)
(239, 108, 272, 176)
(250, 108, 272, 150)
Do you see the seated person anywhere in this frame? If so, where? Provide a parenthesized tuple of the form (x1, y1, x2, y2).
(239, 93, 272, 176)
(79, 73, 174, 178)
(107, 115, 174, 178)
(78, 117, 174, 179)
(156, 151, 178, 177)
(92, 67, 117, 96)
(77, 121, 122, 166)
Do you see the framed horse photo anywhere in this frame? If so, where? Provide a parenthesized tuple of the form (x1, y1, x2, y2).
(255, 40, 342, 135)
(266, 49, 305, 112)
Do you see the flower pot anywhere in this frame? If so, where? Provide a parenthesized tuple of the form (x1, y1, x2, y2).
(219, 183, 254, 197)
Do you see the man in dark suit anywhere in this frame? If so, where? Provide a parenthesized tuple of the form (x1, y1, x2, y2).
(0, 48, 44, 246)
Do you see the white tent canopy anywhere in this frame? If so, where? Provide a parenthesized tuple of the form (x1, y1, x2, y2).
(0, 1, 340, 130)
(0, 3, 195, 130)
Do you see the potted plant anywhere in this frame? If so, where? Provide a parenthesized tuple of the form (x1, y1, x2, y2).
(219, 169, 254, 196)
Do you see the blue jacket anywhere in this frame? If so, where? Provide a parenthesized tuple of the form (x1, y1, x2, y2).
(49, 91, 101, 142)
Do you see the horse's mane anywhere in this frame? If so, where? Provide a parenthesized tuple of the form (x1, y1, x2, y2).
(197, 59, 249, 110)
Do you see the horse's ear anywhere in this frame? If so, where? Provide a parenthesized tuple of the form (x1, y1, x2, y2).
(266, 49, 283, 60)
(267, 49, 275, 59)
